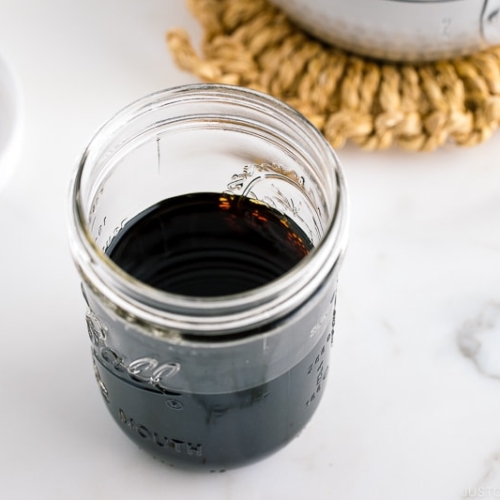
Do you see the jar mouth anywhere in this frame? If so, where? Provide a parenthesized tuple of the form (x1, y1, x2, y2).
(69, 84, 349, 335)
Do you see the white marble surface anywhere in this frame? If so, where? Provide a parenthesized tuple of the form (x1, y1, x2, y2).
(0, 1, 499, 499)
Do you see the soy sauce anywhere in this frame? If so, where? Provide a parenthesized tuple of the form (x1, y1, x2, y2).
(106, 192, 312, 296)
(95, 192, 333, 469)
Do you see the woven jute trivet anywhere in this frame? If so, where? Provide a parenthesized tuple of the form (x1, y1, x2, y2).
(166, 0, 500, 152)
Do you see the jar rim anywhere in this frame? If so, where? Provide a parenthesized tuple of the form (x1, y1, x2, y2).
(69, 84, 349, 335)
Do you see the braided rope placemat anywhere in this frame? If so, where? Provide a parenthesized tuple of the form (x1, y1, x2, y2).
(167, 0, 500, 151)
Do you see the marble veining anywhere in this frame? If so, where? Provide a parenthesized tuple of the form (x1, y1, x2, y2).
(457, 302, 500, 380)
(462, 450, 500, 499)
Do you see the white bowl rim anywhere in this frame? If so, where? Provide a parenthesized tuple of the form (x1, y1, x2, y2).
(0, 50, 23, 190)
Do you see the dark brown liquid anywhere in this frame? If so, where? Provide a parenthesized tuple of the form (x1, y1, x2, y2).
(97, 192, 334, 469)
(106, 192, 312, 296)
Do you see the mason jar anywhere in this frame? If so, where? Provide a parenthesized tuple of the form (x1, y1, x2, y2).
(68, 84, 349, 470)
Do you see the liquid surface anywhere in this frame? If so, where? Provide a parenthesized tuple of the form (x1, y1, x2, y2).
(106, 192, 313, 296)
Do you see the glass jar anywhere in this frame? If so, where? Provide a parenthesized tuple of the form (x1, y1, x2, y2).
(68, 84, 349, 470)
